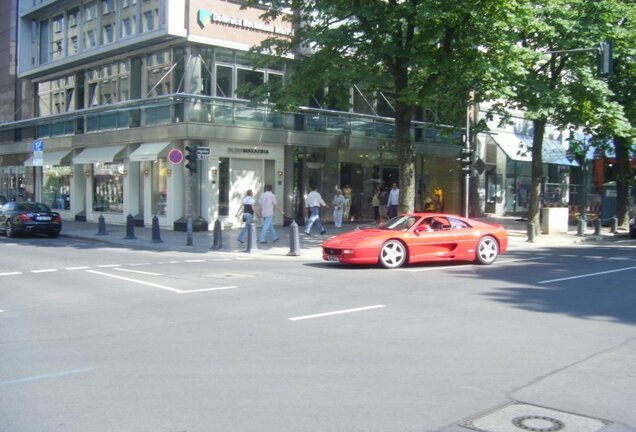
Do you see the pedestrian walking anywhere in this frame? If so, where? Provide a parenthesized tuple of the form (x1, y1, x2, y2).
(304, 185, 328, 235)
(332, 189, 345, 228)
(388, 183, 400, 219)
(236, 189, 257, 243)
(258, 184, 285, 244)
(379, 187, 388, 222)
(342, 184, 352, 222)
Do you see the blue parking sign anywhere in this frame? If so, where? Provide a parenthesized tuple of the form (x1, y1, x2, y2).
(33, 140, 44, 152)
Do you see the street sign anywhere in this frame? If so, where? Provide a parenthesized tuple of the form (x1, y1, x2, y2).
(32, 140, 44, 166)
(168, 148, 184, 165)
(196, 147, 211, 159)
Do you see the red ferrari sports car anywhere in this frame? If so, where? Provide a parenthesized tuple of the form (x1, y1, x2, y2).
(322, 213, 508, 269)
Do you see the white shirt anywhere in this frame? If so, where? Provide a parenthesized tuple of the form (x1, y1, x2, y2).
(388, 188, 400, 206)
(306, 190, 326, 207)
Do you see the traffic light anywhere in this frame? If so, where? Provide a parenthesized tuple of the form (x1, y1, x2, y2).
(599, 41, 613, 76)
(457, 148, 472, 174)
(185, 144, 198, 173)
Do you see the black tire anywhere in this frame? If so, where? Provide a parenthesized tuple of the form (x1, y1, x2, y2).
(379, 239, 407, 269)
(5, 221, 14, 238)
(475, 235, 499, 265)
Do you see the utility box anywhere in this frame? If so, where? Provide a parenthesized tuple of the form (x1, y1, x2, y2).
(542, 207, 569, 234)
(600, 182, 633, 222)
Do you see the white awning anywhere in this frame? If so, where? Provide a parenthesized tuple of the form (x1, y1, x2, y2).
(73, 145, 126, 164)
(128, 142, 171, 162)
(492, 132, 577, 166)
(24, 149, 73, 166)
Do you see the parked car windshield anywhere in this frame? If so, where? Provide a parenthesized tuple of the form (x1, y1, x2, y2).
(380, 215, 420, 231)
(17, 202, 51, 212)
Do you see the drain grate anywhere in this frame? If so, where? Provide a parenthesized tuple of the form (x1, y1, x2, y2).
(460, 402, 610, 432)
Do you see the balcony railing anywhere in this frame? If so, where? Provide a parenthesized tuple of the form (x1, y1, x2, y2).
(1, 94, 459, 145)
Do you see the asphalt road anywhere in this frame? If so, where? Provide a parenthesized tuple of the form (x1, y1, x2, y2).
(1, 235, 635, 432)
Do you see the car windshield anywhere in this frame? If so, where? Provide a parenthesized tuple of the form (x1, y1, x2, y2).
(17, 202, 51, 212)
(380, 215, 420, 231)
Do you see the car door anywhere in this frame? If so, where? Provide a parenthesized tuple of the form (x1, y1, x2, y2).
(0, 202, 12, 229)
(408, 216, 462, 261)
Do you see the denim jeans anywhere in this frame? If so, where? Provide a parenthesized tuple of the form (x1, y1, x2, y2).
(237, 213, 254, 242)
(259, 215, 278, 243)
(305, 207, 325, 234)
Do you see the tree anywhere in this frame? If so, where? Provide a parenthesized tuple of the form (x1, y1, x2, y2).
(497, 0, 629, 235)
(244, 0, 519, 214)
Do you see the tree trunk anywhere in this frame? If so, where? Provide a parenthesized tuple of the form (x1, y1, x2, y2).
(395, 101, 416, 214)
(614, 136, 631, 228)
(527, 118, 546, 235)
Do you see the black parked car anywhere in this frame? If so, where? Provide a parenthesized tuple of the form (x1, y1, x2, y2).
(0, 201, 62, 238)
(630, 216, 636, 239)
(0, 195, 7, 206)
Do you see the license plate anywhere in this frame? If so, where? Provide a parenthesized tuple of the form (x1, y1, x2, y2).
(328, 256, 340, 262)
(36, 216, 51, 221)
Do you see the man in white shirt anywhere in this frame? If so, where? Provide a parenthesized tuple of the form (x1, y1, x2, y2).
(258, 184, 284, 244)
(304, 186, 328, 235)
(388, 183, 400, 218)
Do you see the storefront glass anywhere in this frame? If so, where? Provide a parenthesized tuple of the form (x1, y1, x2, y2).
(0, 166, 35, 203)
(92, 162, 124, 213)
(42, 165, 72, 209)
(151, 158, 168, 215)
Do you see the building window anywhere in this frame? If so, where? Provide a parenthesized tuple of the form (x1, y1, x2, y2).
(236, 69, 264, 99)
(101, 0, 116, 45)
(216, 66, 232, 98)
(141, 0, 159, 33)
(37, 75, 75, 117)
(83, 1, 98, 49)
(42, 166, 71, 210)
(93, 163, 125, 213)
(151, 158, 168, 216)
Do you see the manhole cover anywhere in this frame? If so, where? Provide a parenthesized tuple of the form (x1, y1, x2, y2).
(460, 402, 609, 432)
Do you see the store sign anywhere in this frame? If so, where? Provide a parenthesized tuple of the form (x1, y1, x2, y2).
(32, 140, 44, 166)
(197, 9, 293, 36)
(228, 147, 270, 155)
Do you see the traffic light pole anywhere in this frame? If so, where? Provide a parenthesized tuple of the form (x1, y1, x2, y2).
(462, 96, 471, 218)
(187, 169, 193, 246)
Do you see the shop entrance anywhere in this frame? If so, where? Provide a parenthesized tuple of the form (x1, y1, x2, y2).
(229, 158, 263, 223)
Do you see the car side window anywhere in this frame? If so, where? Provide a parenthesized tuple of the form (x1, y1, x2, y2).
(448, 217, 469, 230)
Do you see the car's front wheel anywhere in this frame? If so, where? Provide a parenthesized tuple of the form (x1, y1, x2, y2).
(379, 240, 407, 269)
(475, 236, 499, 265)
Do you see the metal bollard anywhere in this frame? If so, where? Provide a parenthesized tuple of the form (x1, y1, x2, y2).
(151, 215, 163, 243)
(287, 220, 302, 256)
(210, 219, 223, 250)
(577, 218, 585, 236)
(594, 218, 601, 235)
(610, 216, 618, 234)
(245, 222, 258, 253)
(97, 214, 108, 235)
(526, 222, 535, 243)
(124, 213, 137, 240)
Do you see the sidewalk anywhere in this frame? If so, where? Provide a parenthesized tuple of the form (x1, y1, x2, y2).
(58, 215, 630, 256)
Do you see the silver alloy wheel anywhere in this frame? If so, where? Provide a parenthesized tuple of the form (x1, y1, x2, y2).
(379, 240, 407, 269)
(476, 236, 498, 265)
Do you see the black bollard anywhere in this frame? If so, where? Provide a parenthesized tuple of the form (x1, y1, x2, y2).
(610, 216, 618, 234)
(125, 213, 137, 240)
(594, 218, 601, 235)
(210, 219, 223, 250)
(526, 222, 535, 243)
(151, 215, 163, 243)
(97, 214, 108, 235)
(287, 220, 302, 256)
(245, 222, 258, 253)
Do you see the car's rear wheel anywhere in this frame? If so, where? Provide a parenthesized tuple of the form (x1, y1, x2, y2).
(5, 221, 15, 238)
(379, 240, 407, 269)
(476, 235, 498, 265)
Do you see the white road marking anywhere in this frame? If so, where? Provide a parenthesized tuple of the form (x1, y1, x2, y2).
(179, 286, 238, 294)
(31, 269, 57, 273)
(87, 270, 181, 293)
(129, 262, 151, 266)
(0, 367, 95, 386)
(97, 264, 120, 268)
(0, 309, 4, 313)
(0, 272, 22, 276)
(538, 265, 636, 284)
(289, 305, 386, 321)
(113, 268, 162, 276)
(184, 259, 206, 263)
(65, 266, 91, 271)
(209, 258, 231, 261)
